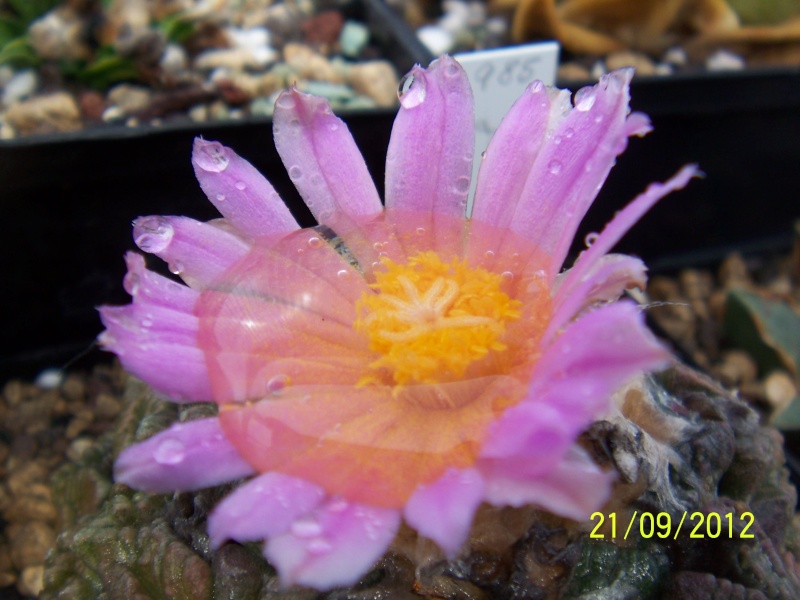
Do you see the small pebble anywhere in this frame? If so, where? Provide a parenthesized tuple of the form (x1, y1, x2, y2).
(2, 70, 38, 107)
(339, 21, 370, 58)
(605, 51, 657, 76)
(765, 370, 797, 413)
(417, 25, 455, 56)
(34, 368, 63, 390)
(17, 564, 44, 597)
(4, 92, 81, 135)
(7, 521, 56, 570)
(706, 49, 746, 71)
(346, 61, 399, 108)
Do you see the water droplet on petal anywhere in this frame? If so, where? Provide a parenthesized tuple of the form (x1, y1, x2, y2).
(125, 273, 140, 295)
(548, 160, 562, 175)
(533, 269, 546, 279)
(454, 176, 471, 194)
(397, 73, 426, 108)
(464, 151, 473, 161)
(337, 269, 349, 279)
(530, 80, 544, 93)
(501, 271, 514, 282)
(267, 374, 290, 394)
(444, 61, 460, 77)
(575, 88, 596, 112)
(484, 250, 495, 259)
(154, 438, 185, 465)
(195, 142, 229, 172)
(415, 227, 425, 236)
(288, 165, 303, 181)
(594, 114, 604, 124)
(328, 122, 339, 131)
(553, 135, 562, 145)
(234, 181, 246, 191)
(328, 498, 348, 513)
(276, 93, 296, 110)
(291, 517, 323, 539)
(481, 150, 487, 160)
(215, 193, 226, 202)
(168, 262, 184, 275)
(140, 319, 153, 328)
(584, 232, 599, 247)
(307, 236, 322, 249)
(289, 118, 300, 129)
(564, 128, 575, 138)
(134, 217, 174, 253)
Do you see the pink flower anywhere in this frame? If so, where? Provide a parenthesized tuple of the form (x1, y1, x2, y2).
(99, 57, 696, 590)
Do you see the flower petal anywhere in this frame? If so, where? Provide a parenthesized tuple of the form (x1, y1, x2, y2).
(403, 467, 485, 558)
(472, 80, 570, 231)
(208, 472, 325, 549)
(122, 252, 198, 313)
(273, 88, 382, 227)
(481, 445, 613, 520)
(385, 56, 474, 254)
(133, 215, 250, 289)
(549, 164, 699, 340)
(265, 498, 401, 589)
(192, 138, 299, 239)
(496, 69, 650, 275)
(114, 417, 255, 492)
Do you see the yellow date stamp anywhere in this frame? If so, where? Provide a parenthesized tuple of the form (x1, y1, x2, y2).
(589, 511, 756, 540)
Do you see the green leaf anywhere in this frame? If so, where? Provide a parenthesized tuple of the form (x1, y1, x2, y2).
(724, 289, 800, 378)
(158, 14, 195, 44)
(0, 36, 39, 67)
(78, 53, 140, 90)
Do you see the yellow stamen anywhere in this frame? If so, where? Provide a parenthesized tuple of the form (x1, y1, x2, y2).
(355, 251, 522, 385)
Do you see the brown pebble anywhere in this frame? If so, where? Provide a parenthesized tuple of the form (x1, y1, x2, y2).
(66, 437, 95, 462)
(4, 92, 82, 135)
(606, 50, 657, 75)
(65, 408, 95, 439)
(6, 463, 48, 497)
(346, 61, 399, 108)
(719, 253, 750, 288)
(715, 350, 758, 387)
(302, 10, 344, 46)
(7, 521, 56, 570)
(17, 564, 44, 597)
(78, 90, 107, 122)
(94, 392, 122, 420)
(0, 572, 16, 588)
(2, 380, 24, 407)
(557, 62, 591, 81)
(60, 374, 86, 403)
(4, 491, 58, 525)
(765, 370, 797, 413)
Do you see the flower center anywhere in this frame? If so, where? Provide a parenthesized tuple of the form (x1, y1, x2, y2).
(355, 251, 522, 386)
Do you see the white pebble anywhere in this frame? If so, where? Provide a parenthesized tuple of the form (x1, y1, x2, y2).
(3, 70, 39, 106)
(706, 49, 745, 72)
(662, 46, 688, 66)
(417, 25, 455, 56)
(35, 368, 63, 390)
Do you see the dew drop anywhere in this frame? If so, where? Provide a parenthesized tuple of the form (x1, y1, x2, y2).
(564, 127, 575, 138)
(134, 217, 174, 253)
(215, 193, 226, 202)
(309, 174, 323, 187)
(533, 269, 546, 279)
(547, 160, 562, 175)
(267, 374, 290, 394)
(553, 135, 562, 145)
(291, 518, 322, 539)
(584, 232, 599, 247)
(234, 181, 246, 191)
(454, 176, 471, 194)
(444, 61, 460, 77)
(501, 271, 514, 282)
(307, 236, 322, 249)
(575, 88, 596, 112)
(480, 151, 487, 160)
(168, 262, 184, 275)
(288, 165, 303, 180)
(195, 142, 229, 172)
(464, 151, 473, 161)
(397, 74, 426, 108)
(594, 114, 604, 124)
(415, 227, 425, 236)
(484, 250, 495, 259)
(530, 80, 544, 93)
(140, 319, 153, 328)
(154, 438, 186, 465)
(373, 242, 383, 250)
(307, 539, 333, 555)
(124, 273, 140, 295)
(289, 118, 300, 129)
(328, 498, 349, 513)
(275, 93, 296, 110)
(328, 122, 339, 132)
(337, 269, 349, 279)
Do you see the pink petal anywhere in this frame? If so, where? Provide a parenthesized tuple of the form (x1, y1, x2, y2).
(122, 252, 198, 313)
(265, 499, 401, 589)
(536, 301, 670, 420)
(133, 215, 250, 289)
(472, 80, 571, 231)
(548, 254, 647, 339)
(99, 304, 197, 347)
(497, 69, 651, 275)
(385, 56, 474, 227)
(97, 318, 211, 403)
(114, 417, 255, 492)
(272, 88, 382, 227)
(192, 138, 299, 238)
(548, 164, 699, 340)
(481, 445, 613, 520)
(208, 473, 325, 549)
(403, 468, 485, 558)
